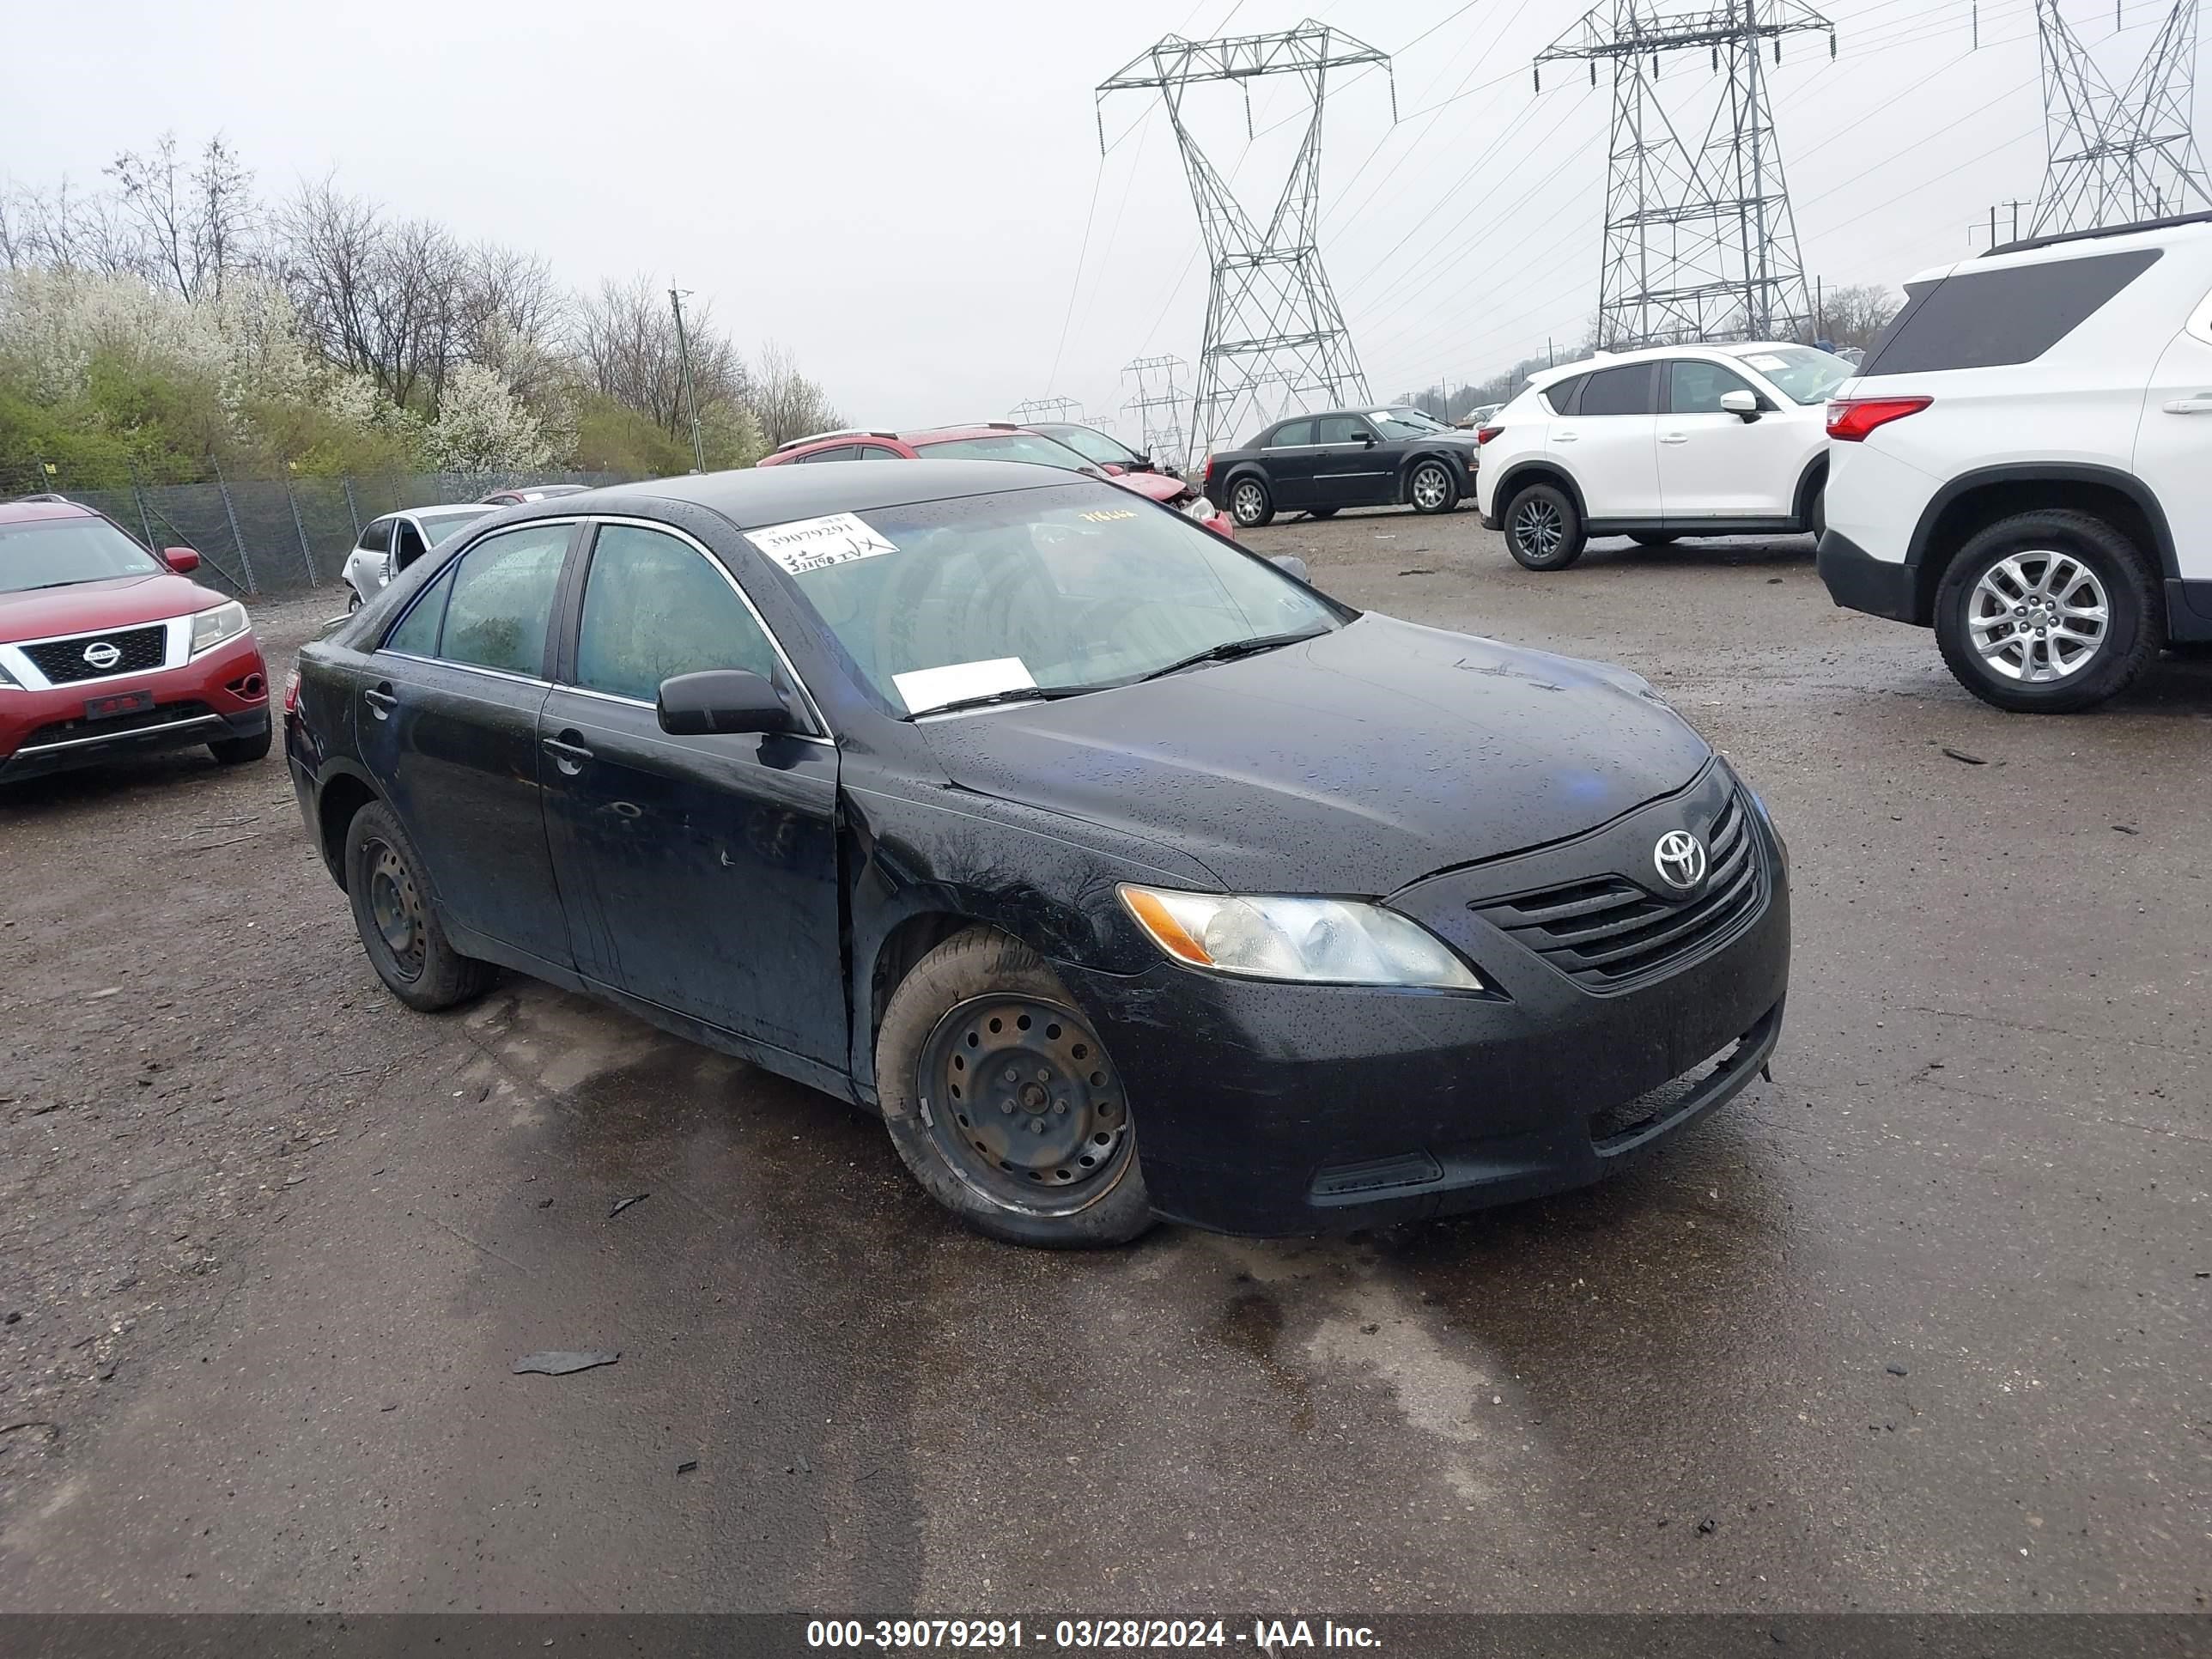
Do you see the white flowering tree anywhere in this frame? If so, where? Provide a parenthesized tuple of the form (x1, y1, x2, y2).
(422, 362, 554, 473)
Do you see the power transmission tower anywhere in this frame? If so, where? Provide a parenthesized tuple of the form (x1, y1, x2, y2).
(1537, 1, 1834, 349)
(1121, 355, 1189, 465)
(1009, 396, 1084, 424)
(2032, 0, 2211, 235)
(1098, 24, 1394, 459)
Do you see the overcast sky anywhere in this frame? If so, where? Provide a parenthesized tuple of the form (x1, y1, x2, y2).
(7, 0, 2201, 428)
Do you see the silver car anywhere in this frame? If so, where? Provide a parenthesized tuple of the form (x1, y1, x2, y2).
(340, 506, 495, 611)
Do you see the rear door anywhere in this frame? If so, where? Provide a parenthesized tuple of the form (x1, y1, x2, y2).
(538, 519, 846, 1065)
(356, 520, 578, 966)
(1549, 362, 1662, 518)
(1656, 357, 1804, 518)
(2134, 276, 2212, 589)
(1260, 418, 1322, 508)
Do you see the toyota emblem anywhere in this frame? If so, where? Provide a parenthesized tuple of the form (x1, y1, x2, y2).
(1653, 830, 1707, 891)
(82, 640, 122, 671)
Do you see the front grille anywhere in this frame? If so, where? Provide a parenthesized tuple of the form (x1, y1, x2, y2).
(20, 623, 168, 684)
(21, 701, 213, 751)
(1589, 1034, 1747, 1150)
(1475, 791, 1764, 988)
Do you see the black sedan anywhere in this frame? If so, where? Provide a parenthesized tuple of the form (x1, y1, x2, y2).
(285, 460, 1789, 1246)
(1202, 406, 1480, 527)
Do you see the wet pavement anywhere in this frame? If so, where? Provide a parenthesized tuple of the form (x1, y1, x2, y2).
(2, 515, 2207, 1613)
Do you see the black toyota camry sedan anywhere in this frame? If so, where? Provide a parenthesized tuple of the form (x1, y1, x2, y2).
(286, 460, 1789, 1247)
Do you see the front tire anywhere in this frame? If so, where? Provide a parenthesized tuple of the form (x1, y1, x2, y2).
(1629, 531, 1679, 549)
(1504, 483, 1586, 570)
(343, 800, 494, 1012)
(1305, 507, 1339, 520)
(1408, 460, 1458, 515)
(876, 927, 1153, 1249)
(208, 726, 271, 766)
(1933, 510, 2160, 713)
(1229, 477, 1274, 529)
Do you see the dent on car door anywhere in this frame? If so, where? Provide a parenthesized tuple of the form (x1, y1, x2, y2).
(355, 520, 576, 968)
(538, 520, 845, 1067)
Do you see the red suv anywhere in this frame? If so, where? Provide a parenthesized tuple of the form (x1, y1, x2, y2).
(759, 423, 1235, 537)
(0, 498, 270, 783)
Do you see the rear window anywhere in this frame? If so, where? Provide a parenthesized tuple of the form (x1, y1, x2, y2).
(1577, 363, 1658, 416)
(1540, 374, 1586, 415)
(1859, 249, 2162, 375)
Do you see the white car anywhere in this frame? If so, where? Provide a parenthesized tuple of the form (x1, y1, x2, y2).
(340, 505, 495, 611)
(1818, 212, 2212, 713)
(1475, 342, 1852, 570)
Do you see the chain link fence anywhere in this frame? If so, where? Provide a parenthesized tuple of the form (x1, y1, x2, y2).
(2, 459, 639, 599)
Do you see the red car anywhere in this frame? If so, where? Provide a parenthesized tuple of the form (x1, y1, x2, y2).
(759, 423, 1235, 537)
(0, 498, 270, 783)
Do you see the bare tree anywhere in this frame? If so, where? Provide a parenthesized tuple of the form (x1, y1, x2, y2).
(105, 132, 257, 301)
(750, 339, 842, 447)
(1, 177, 146, 276)
(574, 275, 748, 435)
(1819, 283, 1902, 350)
(272, 179, 467, 409)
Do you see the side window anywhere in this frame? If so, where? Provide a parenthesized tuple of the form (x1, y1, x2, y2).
(384, 563, 455, 657)
(1268, 419, 1315, 447)
(1541, 375, 1585, 415)
(857, 445, 903, 460)
(1859, 249, 2162, 374)
(573, 525, 781, 704)
(1314, 415, 1370, 444)
(359, 518, 393, 554)
(1577, 364, 1658, 416)
(392, 520, 428, 571)
(798, 445, 860, 464)
(1667, 360, 1758, 414)
(437, 523, 571, 677)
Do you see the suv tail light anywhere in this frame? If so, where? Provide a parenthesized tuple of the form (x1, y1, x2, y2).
(1826, 396, 1931, 441)
(1475, 425, 1504, 445)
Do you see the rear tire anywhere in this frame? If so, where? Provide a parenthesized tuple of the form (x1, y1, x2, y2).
(1504, 483, 1586, 571)
(1408, 460, 1457, 516)
(208, 726, 271, 766)
(343, 800, 494, 1012)
(1228, 477, 1274, 529)
(1933, 509, 2160, 713)
(876, 927, 1153, 1249)
(1804, 483, 1826, 541)
(1306, 507, 1339, 520)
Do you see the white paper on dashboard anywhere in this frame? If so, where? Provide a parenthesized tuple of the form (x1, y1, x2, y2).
(749, 511, 899, 575)
(891, 658, 1036, 714)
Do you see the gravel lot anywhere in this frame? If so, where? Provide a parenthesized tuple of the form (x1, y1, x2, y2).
(2, 513, 2207, 1613)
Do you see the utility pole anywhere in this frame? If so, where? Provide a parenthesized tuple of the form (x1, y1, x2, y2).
(1121, 356, 1190, 467)
(2032, 0, 2211, 234)
(1098, 23, 1395, 459)
(668, 284, 708, 473)
(1537, 0, 1835, 348)
(1972, 198, 2034, 245)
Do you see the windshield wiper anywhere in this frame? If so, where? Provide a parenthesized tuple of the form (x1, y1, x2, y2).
(1137, 628, 1328, 683)
(906, 684, 1089, 720)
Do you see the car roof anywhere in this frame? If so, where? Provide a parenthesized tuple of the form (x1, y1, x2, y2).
(378, 502, 491, 520)
(0, 498, 96, 525)
(556, 459, 1083, 531)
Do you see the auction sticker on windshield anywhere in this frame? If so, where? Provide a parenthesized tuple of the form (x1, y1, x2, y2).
(892, 658, 1035, 714)
(750, 512, 898, 575)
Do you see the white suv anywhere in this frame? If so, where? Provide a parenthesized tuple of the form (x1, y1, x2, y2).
(1475, 342, 1850, 571)
(1819, 213, 2212, 712)
(339, 505, 492, 611)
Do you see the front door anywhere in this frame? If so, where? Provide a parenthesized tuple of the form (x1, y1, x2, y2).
(2135, 306, 2212, 588)
(356, 520, 577, 966)
(1656, 358, 1808, 519)
(1550, 362, 1662, 519)
(538, 521, 846, 1066)
(1311, 413, 1395, 507)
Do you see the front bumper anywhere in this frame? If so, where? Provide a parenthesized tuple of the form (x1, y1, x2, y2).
(0, 631, 270, 783)
(1060, 765, 1791, 1236)
(1816, 528, 1920, 624)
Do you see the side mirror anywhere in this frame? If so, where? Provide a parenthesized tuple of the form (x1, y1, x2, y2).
(1270, 554, 1310, 582)
(162, 547, 200, 574)
(1719, 390, 1760, 421)
(657, 669, 798, 738)
(1358, 433, 1379, 447)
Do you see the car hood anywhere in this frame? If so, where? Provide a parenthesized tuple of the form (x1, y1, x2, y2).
(917, 613, 1711, 894)
(0, 573, 223, 643)
(1109, 470, 1191, 503)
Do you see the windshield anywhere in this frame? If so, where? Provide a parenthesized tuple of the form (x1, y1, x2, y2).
(1371, 408, 1450, 436)
(750, 483, 1341, 714)
(0, 515, 164, 593)
(1036, 424, 1141, 467)
(913, 433, 1099, 472)
(1735, 346, 1853, 405)
(418, 508, 494, 545)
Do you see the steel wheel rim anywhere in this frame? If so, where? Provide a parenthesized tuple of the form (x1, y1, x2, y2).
(1515, 497, 1562, 560)
(1967, 549, 2109, 683)
(919, 994, 1132, 1215)
(1413, 465, 1448, 509)
(1233, 482, 1266, 523)
(365, 839, 426, 980)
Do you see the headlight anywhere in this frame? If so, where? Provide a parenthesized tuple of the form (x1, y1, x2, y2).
(189, 601, 250, 656)
(0, 658, 19, 690)
(1118, 884, 1484, 990)
(1178, 494, 1215, 520)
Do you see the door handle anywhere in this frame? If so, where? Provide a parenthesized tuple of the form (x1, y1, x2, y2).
(1660, 433, 1690, 444)
(363, 683, 397, 720)
(542, 732, 593, 775)
(1553, 431, 1578, 443)
(2162, 396, 2212, 413)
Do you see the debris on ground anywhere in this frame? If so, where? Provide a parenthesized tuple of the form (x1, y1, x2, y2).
(512, 1351, 620, 1376)
(608, 1194, 648, 1218)
(1397, 568, 1436, 577)
(2111, 823, 2139, 835)
(1887, 1364, 1909, 1376)
(1940, 747, 1987, 765)
(677, 1459, 699, 1474)
(1697, 1516, 1717, 1535)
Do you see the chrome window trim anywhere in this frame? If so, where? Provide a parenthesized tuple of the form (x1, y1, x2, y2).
(377, 650, 550, 690)
(571, 514, 835, 743)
